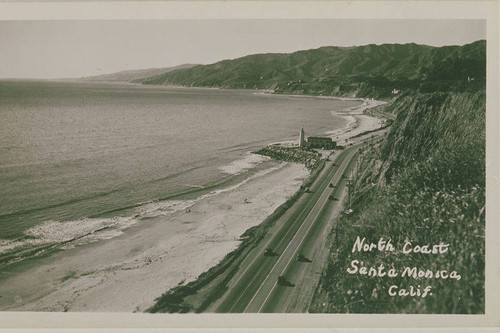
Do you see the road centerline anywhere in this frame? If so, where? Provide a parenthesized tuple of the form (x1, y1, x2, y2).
(259, 150, 358, 312)
(245, 149, 357, 312)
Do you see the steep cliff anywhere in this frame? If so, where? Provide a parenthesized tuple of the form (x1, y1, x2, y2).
(310, 91, 485, 313)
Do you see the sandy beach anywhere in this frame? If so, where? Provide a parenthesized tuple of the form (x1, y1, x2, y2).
(0, 162, 308, 312)
(268, 97, 387, 148)
(0, 95, 386, 313)
(327, 99, 387, 143)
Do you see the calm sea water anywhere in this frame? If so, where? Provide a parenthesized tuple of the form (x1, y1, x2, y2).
(0, 80, 358, 265)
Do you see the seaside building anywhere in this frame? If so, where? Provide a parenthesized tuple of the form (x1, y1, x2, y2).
(298, 128, 337, 149)
(299, 128, 306, 147)
(307, 136, 337, 149)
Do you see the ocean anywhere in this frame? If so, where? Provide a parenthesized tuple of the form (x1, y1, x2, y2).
(0, 80, 359, 268)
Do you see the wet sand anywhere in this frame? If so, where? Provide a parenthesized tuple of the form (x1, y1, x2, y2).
(0, 162, 308, 312)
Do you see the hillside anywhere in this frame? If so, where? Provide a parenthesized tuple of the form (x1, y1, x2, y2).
(309, 90, 485, 313)
(135, 40, 485, 99)
(79, 64, 195, 82)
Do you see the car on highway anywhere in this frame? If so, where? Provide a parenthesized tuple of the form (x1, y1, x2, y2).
(296, 254, 312, 262)
(277, 276, 295, 287)
(328, 194, 338, 201)
(264, 248, 277, 257)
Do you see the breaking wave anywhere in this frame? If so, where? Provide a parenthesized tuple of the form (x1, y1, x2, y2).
(218, 152, 270, 175)
(0, 161, 286, 266)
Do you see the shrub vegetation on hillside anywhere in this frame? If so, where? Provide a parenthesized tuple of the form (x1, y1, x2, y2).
(311, 91, 485, 313)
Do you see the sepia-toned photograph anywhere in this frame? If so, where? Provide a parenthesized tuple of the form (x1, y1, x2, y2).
(0, 2, 497, 327)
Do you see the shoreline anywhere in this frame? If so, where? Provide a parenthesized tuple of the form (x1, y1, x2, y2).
(0, 84, 387, 312)
(250, 89, 388, 145)
(0, 162, 310, 312)
(327, 99, 388, 144)
(253, 91, 387, 147)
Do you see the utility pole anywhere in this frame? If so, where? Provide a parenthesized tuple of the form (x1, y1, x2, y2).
(347, 177, 352, 211)
(355, 154, 361, 181)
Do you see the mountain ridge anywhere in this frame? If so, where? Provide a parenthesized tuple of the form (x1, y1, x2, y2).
(79, 64, 196, 83)
(132, 40, 485, 100)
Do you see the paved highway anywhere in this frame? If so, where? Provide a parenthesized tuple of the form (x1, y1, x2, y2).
(210, 144, 360, 313)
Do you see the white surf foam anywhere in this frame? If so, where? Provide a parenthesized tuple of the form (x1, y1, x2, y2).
(0, 161, 288, 256)
(0, 239, 26, 253)
(219, 153, 270, 175)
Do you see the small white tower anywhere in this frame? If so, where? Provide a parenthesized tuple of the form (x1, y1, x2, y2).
(299, 128, 306, 147)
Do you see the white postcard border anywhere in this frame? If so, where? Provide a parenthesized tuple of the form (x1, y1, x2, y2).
(0, 0, 498, 329)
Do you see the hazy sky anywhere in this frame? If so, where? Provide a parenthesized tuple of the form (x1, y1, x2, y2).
(0, 19, 486, 79)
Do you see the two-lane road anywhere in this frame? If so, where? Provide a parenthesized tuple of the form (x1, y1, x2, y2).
(210, 145, 360, 313)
